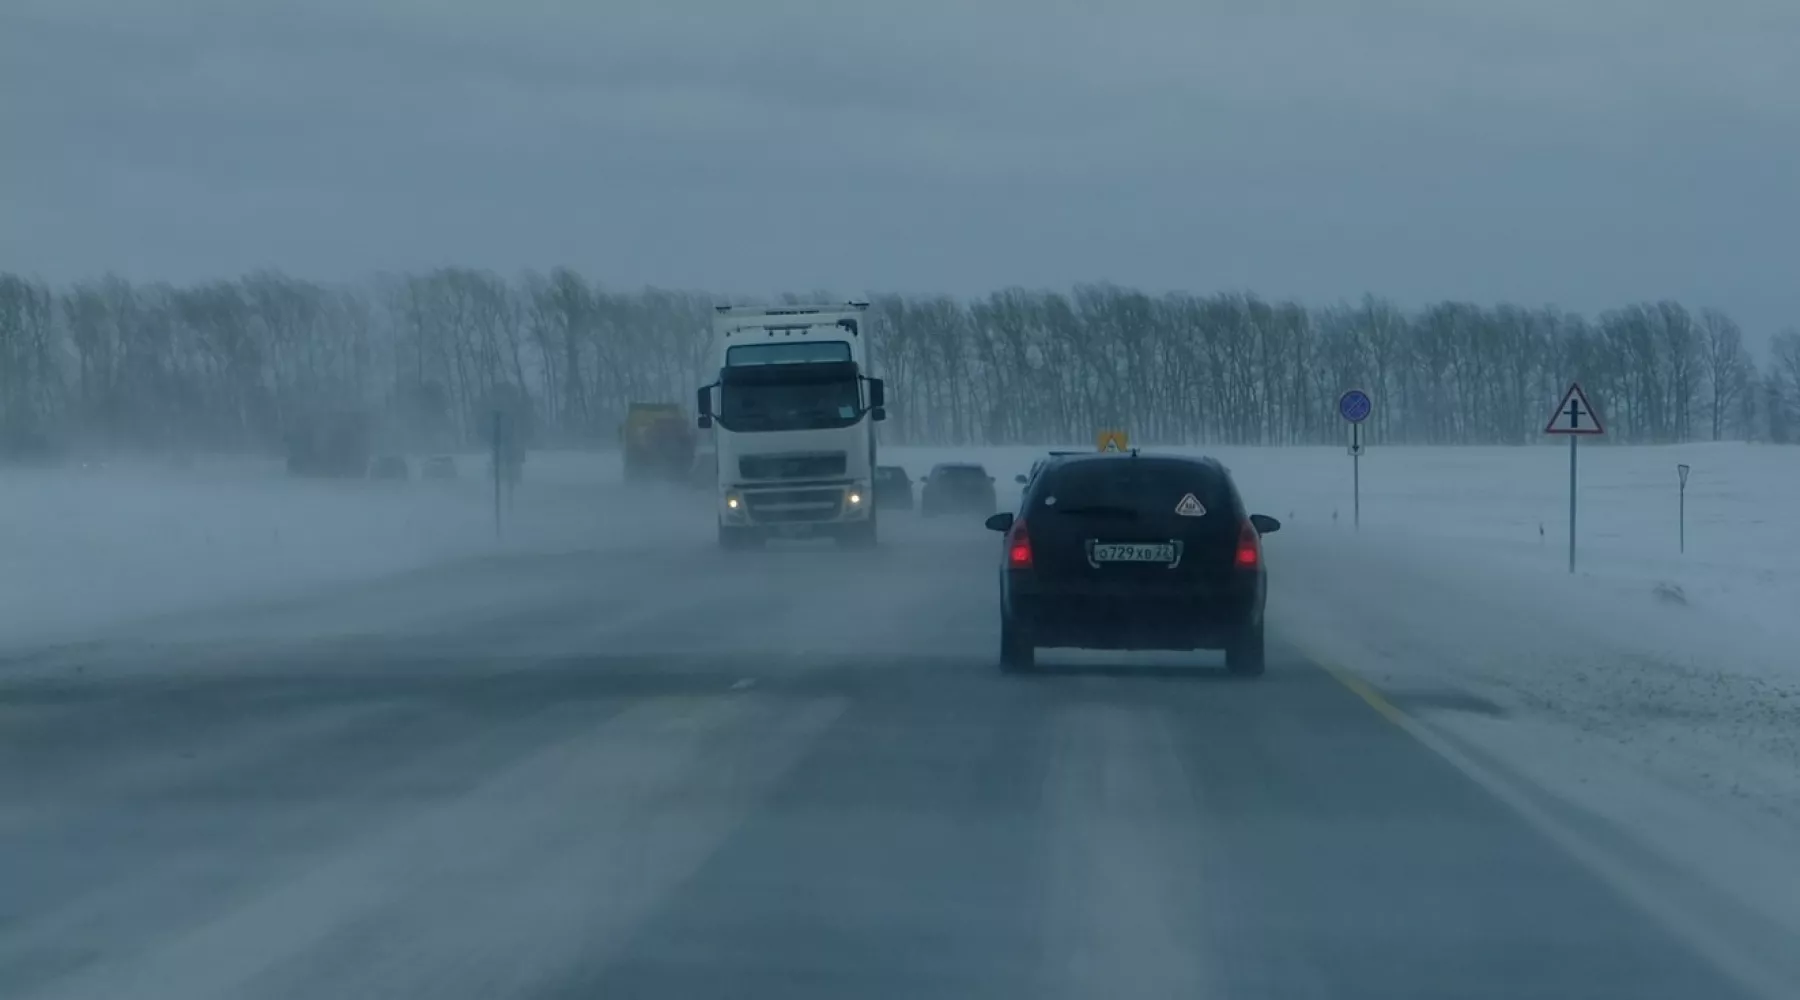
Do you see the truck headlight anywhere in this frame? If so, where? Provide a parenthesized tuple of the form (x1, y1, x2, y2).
(725, 491, 741, 510)
(847, 490, 863, 506)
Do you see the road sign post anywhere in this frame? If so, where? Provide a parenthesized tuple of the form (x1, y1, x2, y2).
(1338, 389, 1372, 530)
(1677, 463, 1691, 554)
(492, 410, 504, 540)
(1569, 434, 1577, 571)
(1544, 382, 1604, 573)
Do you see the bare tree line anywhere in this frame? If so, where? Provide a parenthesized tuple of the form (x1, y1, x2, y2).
(1, 268, 1795, 458)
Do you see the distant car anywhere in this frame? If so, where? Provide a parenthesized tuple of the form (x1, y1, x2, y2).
(370, 455, 410, 480)
(985, 452, 1281, 675)
(422, 455, 458, 480)
(873, 465, 913, 510)
(1015, 450, 1085, 487)
(921, 463, 997, 518)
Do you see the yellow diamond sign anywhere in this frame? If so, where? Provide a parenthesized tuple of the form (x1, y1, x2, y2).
(1095, 430, 1129, 453)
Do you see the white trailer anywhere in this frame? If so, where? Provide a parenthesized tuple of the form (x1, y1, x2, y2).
(696, 301, 887, 549)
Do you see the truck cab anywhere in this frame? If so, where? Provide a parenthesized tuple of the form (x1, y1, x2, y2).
(696, 302, 887, 549)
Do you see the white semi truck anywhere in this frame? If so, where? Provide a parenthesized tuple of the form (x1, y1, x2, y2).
(696, 301, 887, 549)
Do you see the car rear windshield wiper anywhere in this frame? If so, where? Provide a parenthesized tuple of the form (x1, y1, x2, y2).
(1053, 504, 1139, 519)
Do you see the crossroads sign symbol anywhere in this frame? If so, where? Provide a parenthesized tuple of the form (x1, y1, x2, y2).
(1545, 382, 1604, 436)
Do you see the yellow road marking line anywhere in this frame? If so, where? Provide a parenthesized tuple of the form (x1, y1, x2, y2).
(1307, 654, 1407, 727)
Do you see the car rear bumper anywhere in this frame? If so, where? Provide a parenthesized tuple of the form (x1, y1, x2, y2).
(1005, 576, 1261, 651)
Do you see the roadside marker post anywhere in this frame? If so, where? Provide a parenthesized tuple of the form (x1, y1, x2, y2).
(1338, 389, 1372, 530)
(1543, 382, 1605, 573)
(492, 410, 504, 540)
(1677, 463, 1691, 554)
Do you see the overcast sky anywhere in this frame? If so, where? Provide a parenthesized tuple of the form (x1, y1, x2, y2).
(3, 0, 1796, 342)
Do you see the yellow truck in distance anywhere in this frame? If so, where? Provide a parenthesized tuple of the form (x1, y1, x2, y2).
(620, 402, 697, 484)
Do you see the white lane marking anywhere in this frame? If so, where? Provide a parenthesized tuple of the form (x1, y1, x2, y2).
(731, 678, 755, 690)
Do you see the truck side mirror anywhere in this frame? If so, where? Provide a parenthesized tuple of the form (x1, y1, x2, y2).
(871, 407, 887, 422)
(696, 386, 713, 429)
(868, 378, 886, 409)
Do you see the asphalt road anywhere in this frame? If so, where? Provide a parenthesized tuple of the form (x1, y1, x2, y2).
(0, 500, 1777, 999)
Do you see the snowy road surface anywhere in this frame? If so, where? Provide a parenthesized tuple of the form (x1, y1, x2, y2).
(2, 489, 1795, 998)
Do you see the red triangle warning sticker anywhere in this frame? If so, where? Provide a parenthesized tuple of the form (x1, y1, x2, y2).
(1175, 493, 1206, 517)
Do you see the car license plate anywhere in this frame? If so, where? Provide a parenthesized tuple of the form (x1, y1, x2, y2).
(1091, 542, 1176, 563)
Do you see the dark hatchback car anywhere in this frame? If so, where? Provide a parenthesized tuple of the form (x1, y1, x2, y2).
(921, 462, 998, 517)
(984, 453, 1280, 675)
(873, 465, 914, 510)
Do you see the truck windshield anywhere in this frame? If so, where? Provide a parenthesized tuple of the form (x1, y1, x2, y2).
(720, 379, 861, 432)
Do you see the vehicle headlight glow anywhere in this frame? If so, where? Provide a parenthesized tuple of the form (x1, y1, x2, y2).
(848, 491, 862, 505)
(725, 492, 741, 509)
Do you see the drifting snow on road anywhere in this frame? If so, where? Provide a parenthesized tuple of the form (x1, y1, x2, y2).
(1, 444, 1798, 997)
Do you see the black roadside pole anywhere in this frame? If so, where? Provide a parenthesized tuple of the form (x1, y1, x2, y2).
(1677, 463, 1690, 554)
(492, 410, 504, 540)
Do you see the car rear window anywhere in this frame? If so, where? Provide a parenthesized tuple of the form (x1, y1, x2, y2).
(938, 466, 988, 481)
(1037, 459, 1235, 522)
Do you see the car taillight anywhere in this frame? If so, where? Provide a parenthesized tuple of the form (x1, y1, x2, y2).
(1235, 519, 1261, 568)
(1007, 521, 1033, 570)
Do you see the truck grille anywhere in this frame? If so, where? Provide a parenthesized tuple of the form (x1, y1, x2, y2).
(744, 487, 844, 522)
(739, 453, 846, 480)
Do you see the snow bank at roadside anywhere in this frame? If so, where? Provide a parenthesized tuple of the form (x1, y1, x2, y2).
(0, 451, 644, 647)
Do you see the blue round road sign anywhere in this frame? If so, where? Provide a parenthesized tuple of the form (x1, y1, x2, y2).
(1338, 389, 1372, 423)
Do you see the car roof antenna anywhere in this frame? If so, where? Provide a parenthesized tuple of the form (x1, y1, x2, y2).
(1129, 447, 1139, 457)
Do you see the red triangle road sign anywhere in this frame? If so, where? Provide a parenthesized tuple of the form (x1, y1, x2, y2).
(1545, 382, 1605, 435)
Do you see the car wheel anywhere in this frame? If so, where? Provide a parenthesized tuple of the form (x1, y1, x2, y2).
(1000, 613, 1035, 673)
(1225, 622, 1266, 676)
